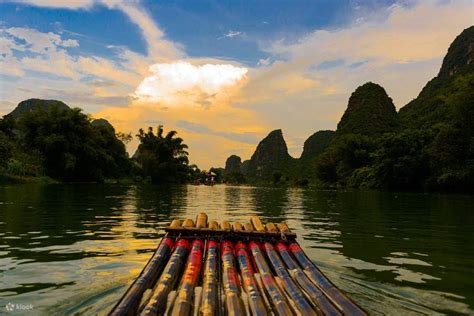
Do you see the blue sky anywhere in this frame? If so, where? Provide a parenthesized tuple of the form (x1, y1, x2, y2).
(0, 0, 472, 168)
(0, 0, 407, 65)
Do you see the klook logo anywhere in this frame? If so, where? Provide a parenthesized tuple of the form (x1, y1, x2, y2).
(5, 303, 15, 312)
(4, 302, 34, 312)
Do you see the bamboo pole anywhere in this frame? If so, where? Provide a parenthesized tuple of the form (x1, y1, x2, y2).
(170, 220, 182, 228)
(220, 221, 231, 230)
(289, 243, 367, 316)
(250, 216, 265, 232)
(221, 241, 245, 315)
(200, 240, 219, 316)
(140, 239, 191, 315)
(208, 221, 219, 230)
(263, 243, 318, 315)
(235, 242, 268, 316)
(265, 223, 278, 232)
(248, 242, 293, 315)
(196, 213, 208, 229)
(243, 223, 254, 231)
(182, 219, 195, 228)
(110, 237, 174, 316)
(233, 222, 243, 231)
(275, 243, 341, 316)
(277, 223, 290, 233)
(170, 240, 204, 315)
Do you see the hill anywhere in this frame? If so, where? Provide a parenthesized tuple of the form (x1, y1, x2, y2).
(337, 82, 398, 135)
(300, 130, 335, 160)
(7, 98, 70, 119)
(399, 26, 474, 128)
(246, 129, 293, 179)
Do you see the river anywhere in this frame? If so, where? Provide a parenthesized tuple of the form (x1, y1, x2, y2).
(0, 184, 473, 315)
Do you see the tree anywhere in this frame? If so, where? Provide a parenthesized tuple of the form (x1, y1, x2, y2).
(0, 131, 12, 169)
(370, 130, 432, 189)
(135, 125, 190, 183)
(315, 134, 374, 184)
(18, 106, 129, 181)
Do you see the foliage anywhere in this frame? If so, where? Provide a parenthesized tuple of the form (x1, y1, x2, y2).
(315, 134, 374, 184)
(272, 171, 283, 184)
(301, 130, 335, 160)
(116, 132, 133, 144)
(225, 155, 242, 173)
(368, 130, 433, 189)
(135, 125, 190, 183)
(17, 106, 130, 181)
(337, 82, 398, 135)
(247, 129, 293, 178)
(0, 131, 12, 168)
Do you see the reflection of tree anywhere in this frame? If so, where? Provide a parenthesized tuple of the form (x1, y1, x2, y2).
(132, 184, 188, 233)
(249, 187, 289, 222)
(0, 184, 130, 263)
(314, 190, 474, 305)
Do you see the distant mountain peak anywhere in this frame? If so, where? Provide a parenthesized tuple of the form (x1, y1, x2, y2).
(337, 82, 398, 135)
(247, 129, 292, 178)
(399, 26, 474, 127)
(7, 98, 70, 119)
(225, 155, 242, 174)
(301, 130, 335, 160)
(438, 26, 474, 78)
(91, 118, 115, 133)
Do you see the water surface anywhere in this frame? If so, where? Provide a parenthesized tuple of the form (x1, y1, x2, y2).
(0, 184, 473, 315)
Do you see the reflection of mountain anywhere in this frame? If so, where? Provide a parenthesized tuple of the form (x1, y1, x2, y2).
(318, 190, 474, 305)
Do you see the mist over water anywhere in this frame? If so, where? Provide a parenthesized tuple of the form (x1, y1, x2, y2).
(0, 184, 473, 315)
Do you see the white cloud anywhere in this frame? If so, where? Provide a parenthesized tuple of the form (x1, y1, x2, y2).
(267, 1, 473, 65)
(4, 27, 79, 53)
(221, 30, 242, 39)
(134, 61, 248, 105)
(11, 0, 183, 60)
(12, 0, 95, 9)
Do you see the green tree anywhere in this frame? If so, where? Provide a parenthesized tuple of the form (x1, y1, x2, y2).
(135, 125, 190, 183)
(315, 134, 374, 184)
(370, 130, 433, 189)
(272, 171, 283, 184)
(18, 106, 129, 181)
(0, 131, 12, 169)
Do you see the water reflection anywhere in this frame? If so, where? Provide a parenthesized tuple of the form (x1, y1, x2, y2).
(0, 184, 473, 315)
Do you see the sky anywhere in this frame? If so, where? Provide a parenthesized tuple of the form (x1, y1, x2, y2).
(0, 0, 472, 169)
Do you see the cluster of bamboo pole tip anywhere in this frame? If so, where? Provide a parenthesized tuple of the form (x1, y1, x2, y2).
(169, 214, 291, 234)
(110, 213, 366, 316)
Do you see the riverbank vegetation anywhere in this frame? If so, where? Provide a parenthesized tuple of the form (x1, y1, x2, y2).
(0, 100, 201, 184)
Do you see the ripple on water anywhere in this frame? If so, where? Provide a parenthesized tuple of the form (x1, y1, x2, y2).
(0, 184, 473, 315)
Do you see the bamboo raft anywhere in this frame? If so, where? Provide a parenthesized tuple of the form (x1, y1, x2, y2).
(109, 213, 366, 316)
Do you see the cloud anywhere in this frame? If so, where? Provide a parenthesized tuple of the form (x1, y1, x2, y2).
(4, 27, 79, 53)
(12, 0, 95, 9)
(106, 1, 183, 60)
(176, 120, 260, 144)
(11, 0, 183, 60)
(134, 62, 248, 106)
(219, 30, 242, 39)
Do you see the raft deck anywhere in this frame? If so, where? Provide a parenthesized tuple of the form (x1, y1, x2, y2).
(110, 213, 366, 316)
